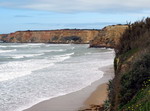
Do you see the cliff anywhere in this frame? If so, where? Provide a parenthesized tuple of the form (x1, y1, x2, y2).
(0, 29, 100, 44)
(0, 25, 127, 48)
(106, 18, 150, 111)
(0, 34, 8, 41)
(90, 25, 128, 48)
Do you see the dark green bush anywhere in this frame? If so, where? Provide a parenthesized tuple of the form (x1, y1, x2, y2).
(120, 53, 150, 107)
(116, 17, 150, 55)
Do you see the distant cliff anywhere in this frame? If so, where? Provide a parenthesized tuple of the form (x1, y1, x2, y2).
(90, 25, 128, 48)
(0, 29, 100, 44)
(0, 25, 127, 48)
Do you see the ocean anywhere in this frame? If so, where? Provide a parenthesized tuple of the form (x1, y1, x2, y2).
(0, 43, 114, 111)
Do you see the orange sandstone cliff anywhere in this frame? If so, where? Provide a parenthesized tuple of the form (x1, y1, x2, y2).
(0, 29, 100, 44)
(90, 25, 128, 48)
(0, 25, 127, 48)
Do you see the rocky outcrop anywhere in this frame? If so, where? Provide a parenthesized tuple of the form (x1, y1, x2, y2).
(0, 29, 100, 44)
(90, 25, 128, 48)
(0, 34, 8, 42)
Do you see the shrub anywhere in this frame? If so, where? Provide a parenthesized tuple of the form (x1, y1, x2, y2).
(116, 17, 150, 55)
(120, 53, 150, 107)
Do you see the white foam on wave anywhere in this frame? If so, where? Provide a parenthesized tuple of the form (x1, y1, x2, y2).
(0, 52, 74, 82)
(8, 44, 29, 48)
(106, 48, 114, 51)
(8, 43, 44, 48)
(0, 59, 53, 82)
(18, 52, 108, 111)
(92, 50, 115, 55)
(45, 44, 71, 47)
(42, 49, 65, 53)
(27, 43, 44, 46)
(63, 52, 74, 56)
(26, 43, 45, 48)
(101, 50, 115, 54)
(85, 52, 92, 55)
(11, 53, 44, 59)
(0, 51, 75, 111)
(0, 47, 115, 111)
(0, 45, 7, 48)
(52, 52, 74, 62)
(0, 49, 16, 53)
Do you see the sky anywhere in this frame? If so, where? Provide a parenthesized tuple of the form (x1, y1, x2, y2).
(0, 0, 150, 33)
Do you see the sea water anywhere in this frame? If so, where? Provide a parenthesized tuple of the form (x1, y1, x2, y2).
(0, 43, 114, 111)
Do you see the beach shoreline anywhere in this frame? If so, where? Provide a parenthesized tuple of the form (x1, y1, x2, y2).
(23, 65, 114, 111)
(79, 83, 108, 111)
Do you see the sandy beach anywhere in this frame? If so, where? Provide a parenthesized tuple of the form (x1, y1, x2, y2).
(24, 65, 114, 111)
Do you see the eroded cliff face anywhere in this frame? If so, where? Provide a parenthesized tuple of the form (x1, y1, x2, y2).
(0, 29, 100, 44)
(0, 34, 8, 41)
(0, 25, 128, 48)
(90, 25, 128, 48)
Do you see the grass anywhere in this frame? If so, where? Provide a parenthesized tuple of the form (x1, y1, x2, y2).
(120, 48, 138, 61)
(119, 86, 150, 111)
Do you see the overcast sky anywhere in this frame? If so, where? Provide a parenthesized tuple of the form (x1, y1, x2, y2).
(0, 0, 150, 33)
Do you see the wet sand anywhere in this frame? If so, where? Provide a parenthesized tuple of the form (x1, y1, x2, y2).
(84, 83, 108, 107)
(24, 65, 114, 111)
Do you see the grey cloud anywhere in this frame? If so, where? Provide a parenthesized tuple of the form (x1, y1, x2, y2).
(0, 0, 150, 13)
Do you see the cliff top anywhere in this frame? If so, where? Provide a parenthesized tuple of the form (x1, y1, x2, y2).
(0, 24, 128, 35)
(0, 29, 100, 35)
